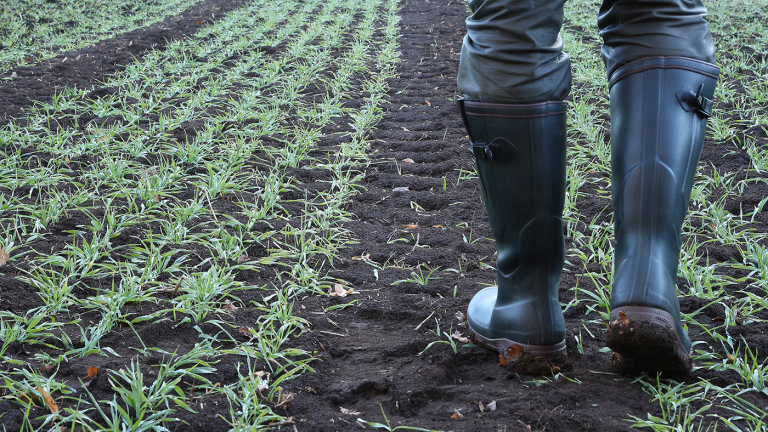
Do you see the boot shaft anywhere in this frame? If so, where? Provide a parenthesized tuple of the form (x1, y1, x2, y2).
(461, 100, 567, 294)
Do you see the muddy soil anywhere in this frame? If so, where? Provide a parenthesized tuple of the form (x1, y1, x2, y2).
(0, 0, 766, 430)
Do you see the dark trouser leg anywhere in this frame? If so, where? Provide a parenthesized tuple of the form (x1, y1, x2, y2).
(600, 0, 718, 373)
(457, 0, 571, 104)
(599, 0, 716, 77)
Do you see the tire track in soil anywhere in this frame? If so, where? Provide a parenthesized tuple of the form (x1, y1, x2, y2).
(284, 1, 657, 431)
(0, 0, 247, 124)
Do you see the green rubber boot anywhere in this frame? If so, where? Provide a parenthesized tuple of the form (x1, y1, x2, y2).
(606, 57, 719, 373)
(458, 100, 567, 364)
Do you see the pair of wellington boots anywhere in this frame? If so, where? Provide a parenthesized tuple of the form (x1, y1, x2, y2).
(460, 57, 719, 373)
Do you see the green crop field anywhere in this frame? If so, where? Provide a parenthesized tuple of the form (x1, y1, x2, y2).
(0, 0, 767, 430)
(0, 0, 399, 429)
(1, 0, 208, 73)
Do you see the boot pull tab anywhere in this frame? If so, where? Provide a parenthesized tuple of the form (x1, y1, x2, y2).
(676, 84, 713, 118)
(472, 137, 515, 162)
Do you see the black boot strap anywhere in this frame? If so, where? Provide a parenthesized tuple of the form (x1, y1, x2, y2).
(472, 138, 515, 162)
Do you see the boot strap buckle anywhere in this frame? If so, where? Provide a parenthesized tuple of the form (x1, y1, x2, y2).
(472, 138, 515, 162)
(677, 84, 712, 118)
(472, 144, 493, 161)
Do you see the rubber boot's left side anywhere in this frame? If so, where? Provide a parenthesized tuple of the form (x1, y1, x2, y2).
(459, 100, 568, 364)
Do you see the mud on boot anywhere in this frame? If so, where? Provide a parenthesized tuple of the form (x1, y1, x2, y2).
(607, 306, 692, 374)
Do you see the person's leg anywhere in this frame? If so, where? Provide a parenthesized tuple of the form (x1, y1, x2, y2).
(599, 0, 718, 373)
(458, 0, 571, 103)
(599, 0, 715, 78)
(457, 0, 571, 367)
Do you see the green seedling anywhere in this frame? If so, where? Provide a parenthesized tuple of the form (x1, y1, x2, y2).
(392, 264, 441, 286)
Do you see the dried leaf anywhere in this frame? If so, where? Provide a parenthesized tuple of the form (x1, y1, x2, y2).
(153, 194, 161, 203)
(330, 284, 356, 297)
(197, 20, 206, 25)
(506, 344, 525, 360)
(237, 255, 251, 263)
(711, 317, 725, 323)
(498, 353, 510, 367)
(340, 406, 361, 415)
(402, 158, 415, 164)
(87, 366, 98, 378)
(40, 364, 54, 373)
(618, 310, 629, 325)
(249, 371, 269, 392)
(402, 223, 419, 230)
(451, 330, 469, 343)
(432, 225, 445, 228)
(238, 326, 252, 337)
(423, 100, 431, 106)
(392, 186, 411, 193)
(455, 311, 466, 323)
(486, 400, 496, 411)
(0, 248, 9, 266)
(401, 127, 410, 132)
(728, 354, 736, 364)
(451, 410, 463, 419)
(351, 253, 370, 261)
(41, 388, 58, 414)
(222, 300, 238, 312)
(330, 284, 346, 297)
(478, 401, 485, 412)
(19, 387, 58, 414)
(276, 391, 295, 408)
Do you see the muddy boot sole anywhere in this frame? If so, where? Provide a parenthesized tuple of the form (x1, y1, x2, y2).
(468, 322, 567, 375)
(607, 306, 692, 374)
